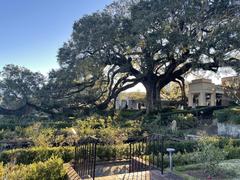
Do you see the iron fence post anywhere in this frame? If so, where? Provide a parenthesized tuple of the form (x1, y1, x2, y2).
(93, 143, 97, 180)
(161, 136, 164, 175)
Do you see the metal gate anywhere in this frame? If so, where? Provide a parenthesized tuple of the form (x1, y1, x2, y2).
(74, 135, 165, 179)
(129, 134, 164, 174)
(74, 137, 98, 179)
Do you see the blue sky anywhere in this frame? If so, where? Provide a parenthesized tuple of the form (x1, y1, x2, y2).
(0, 0, 114, 74)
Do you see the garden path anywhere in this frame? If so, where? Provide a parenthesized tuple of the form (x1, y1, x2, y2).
(94, 170, 183, 180)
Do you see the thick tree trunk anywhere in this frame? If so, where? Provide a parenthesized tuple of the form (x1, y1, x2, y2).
(143, 76, 171, 113)
(145, 84, 156, 113)
(143, 78, 162, 114)
(156, 83, 162, 110)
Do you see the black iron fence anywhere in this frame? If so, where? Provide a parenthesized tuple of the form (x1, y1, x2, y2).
(74, 137, 98, 179)
(128, 134, 164, 174)
(74, 135, 165, 179)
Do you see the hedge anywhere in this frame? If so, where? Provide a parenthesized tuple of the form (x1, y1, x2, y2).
(0, 141, 197, 165)
(0, 146, 74, 165)
(0, 145, 129, 164)
(1, 156, 66, 180)
(2, 137, 239, 166)
(148, 146, 240, 168)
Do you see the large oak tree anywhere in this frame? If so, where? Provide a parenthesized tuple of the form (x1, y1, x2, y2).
(57, 0, 240, 113)
(1, 0, 240, 116)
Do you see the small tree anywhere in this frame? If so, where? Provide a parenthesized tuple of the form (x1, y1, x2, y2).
(196, 138, 226, 176)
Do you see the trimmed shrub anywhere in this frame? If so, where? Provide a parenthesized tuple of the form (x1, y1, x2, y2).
(0, 146, 74, 164)
(3, 156, 66, 180)
(0, 145, 129, 165)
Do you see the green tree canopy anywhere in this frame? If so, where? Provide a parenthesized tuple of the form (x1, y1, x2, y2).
(0, 65, 45, 115)
(57, 0, 240, 113)
(0, 0, 239, 116)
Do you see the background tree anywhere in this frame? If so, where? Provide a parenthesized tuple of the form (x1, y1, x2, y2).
(0, 65, 58, 116)
(58, 0, 240, 113)
(222, 76, 240, 105)
(161, 82, 184, 102)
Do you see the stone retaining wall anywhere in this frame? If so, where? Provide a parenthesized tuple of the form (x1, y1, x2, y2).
(218, 123, 240, 137)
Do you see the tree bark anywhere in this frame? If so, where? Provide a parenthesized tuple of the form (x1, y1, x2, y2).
(143, 76, 160, 113)
(156, 83, 162, 110)
(143, 73, 178, 113)
(145, 84, 156, 114)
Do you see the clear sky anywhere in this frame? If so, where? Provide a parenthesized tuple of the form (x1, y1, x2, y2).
(0, 0, 114, 74)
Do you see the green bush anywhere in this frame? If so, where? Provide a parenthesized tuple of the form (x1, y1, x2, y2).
(0, 146, 74, 165)
(195, 142, 226, 176)
(97, 127, 128, 144)
(225, 146, 240, 159)
(214, 107, 240, 124)
(164, 140, 198, 153)
(0, 144, 129, 165)
(173, 152, 198, 166)
(146, 140, 197, 155)
(3, 156, 66, 180)
(75, 116, 141, 144)
(199, 136, 240, 149)
(94, 144, 129, 161)
(171, 113, 197, 129)
(148, 151, 198, 169)
(147, 138, 240, 170)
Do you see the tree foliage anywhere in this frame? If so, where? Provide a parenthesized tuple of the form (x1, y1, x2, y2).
(57, 0, 240, 112)
(0, 0, 240, 116)
(0, 65, 46, 115)
(222, 76, 240, 105)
